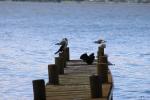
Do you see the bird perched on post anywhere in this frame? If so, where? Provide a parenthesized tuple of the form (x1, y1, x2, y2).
(80, 53, 95, 65)
(94, 39, 106, 44)
(99, 43, 106, 48)
(55, 45, 65, 54)
(55, 38, 68, 48)
(55, 38, 68, 54)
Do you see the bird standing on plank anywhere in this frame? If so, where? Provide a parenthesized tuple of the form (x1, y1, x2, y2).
(80, 53, 95, 65)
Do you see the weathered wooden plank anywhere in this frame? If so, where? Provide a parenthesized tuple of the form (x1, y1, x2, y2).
(46, 83, 111, 98)
(67, 60, 97, 66)
(64, 64, 97, 75)
(68, 59, 97, 63)
(46, 85, 90, 90)
(46, 96, 107, 100)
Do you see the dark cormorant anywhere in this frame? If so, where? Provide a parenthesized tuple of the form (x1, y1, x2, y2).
(80, 53, 95, 65)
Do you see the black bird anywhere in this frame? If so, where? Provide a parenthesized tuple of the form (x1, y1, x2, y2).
(80, 53, 95, 65)
(80, 53, 88, 62)
(55, 45, 65, 54)
(88, 53, 95, 64)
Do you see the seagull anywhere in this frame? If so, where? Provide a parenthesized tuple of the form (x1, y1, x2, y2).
(55, 38, 68, 48)
(94, 39, 106, 44)
(55, 38, 68, 54)
(55, 45, 65, 54)
(99, 43, 106, 48)
(80, 53, 95, 65)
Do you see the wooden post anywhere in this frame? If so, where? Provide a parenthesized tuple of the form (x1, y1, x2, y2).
(59, 52, 66, 68)
(55, 57, 64, 74)
(99, 55, 108, 64)
(97, 46, 104, 62)
(66, 47, 70, 61)
(97, 63, 108, 83)
(48, 64, 59, 85)
(97, 63, 102, 75)
(89, 75, 102, 98)
(98, 46, 104, 56)
(32, 79, 46, 100)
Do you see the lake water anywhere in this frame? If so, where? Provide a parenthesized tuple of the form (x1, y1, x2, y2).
(0, 1, 150, 100)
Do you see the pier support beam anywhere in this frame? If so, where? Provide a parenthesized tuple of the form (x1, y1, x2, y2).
(90, 75, 102, 98)
(99, 55, 108, 64)
(66, 47, 70, 61)
(97, 63, 108, 83)
(98, 46, 104, 57)
(59, 52, 66, 68)
(55, 57, 64, 74)
(32, 79, 46, 100)
(48, 64, 59, 85)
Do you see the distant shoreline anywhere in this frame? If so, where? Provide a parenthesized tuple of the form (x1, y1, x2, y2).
(0, 0, 150, 3)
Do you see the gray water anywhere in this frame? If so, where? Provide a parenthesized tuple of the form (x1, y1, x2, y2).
(0, 1, 150, 100)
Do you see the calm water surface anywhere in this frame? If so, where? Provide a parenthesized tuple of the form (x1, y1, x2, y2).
(0, 1, 150, 100)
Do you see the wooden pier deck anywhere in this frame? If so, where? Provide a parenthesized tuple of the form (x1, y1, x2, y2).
(46, 60, 113, 100)
(32, 46, 114, 100)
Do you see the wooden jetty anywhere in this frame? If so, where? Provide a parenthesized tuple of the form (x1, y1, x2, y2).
(32, 46, 114, 100)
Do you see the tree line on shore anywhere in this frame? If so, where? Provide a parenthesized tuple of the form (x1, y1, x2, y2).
(1, 0, 150, 3)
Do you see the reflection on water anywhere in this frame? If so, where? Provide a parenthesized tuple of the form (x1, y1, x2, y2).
(0, 2, 150, 100)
